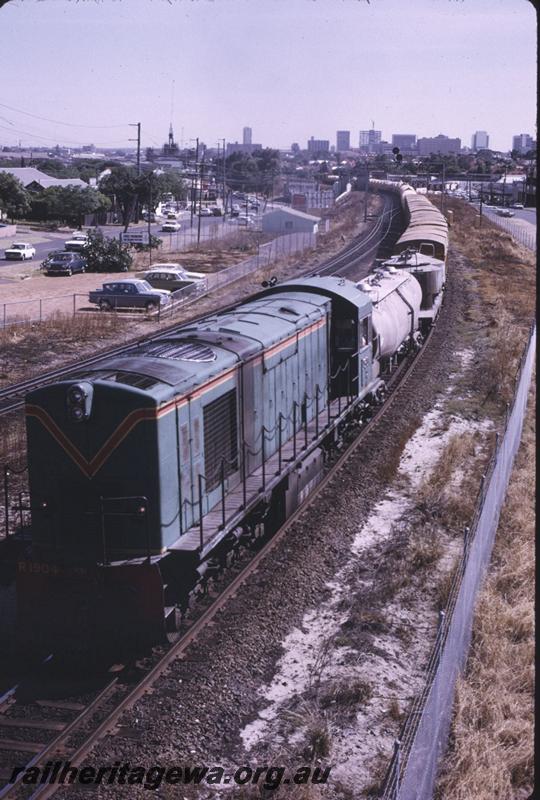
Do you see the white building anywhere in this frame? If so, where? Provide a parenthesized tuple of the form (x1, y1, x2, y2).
(471, 131, 489, 151)
(262, 207, 319, 234)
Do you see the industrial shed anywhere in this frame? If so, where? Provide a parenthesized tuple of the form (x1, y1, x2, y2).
(262, 207, 320, 235)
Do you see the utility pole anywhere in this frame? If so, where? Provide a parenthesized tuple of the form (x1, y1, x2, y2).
(129, 122, 141, 175)
(364, 160, 369, 222)
(129, 122, 141, 226)
(440, 162, 445, 214)
(222, 137, 226, 217)
(148, 172, 153, 266)
(197, 156, 204, 246)
(190, 137, 199, 229)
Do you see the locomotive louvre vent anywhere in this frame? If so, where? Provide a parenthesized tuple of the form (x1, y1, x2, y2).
(143, 341, 217, 362)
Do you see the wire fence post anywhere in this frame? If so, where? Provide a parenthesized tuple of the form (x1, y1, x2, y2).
(462, 525, 470, 576)
(315, 385, 319, 439)
(73, 294, 76, 317)
(393, 739, 401, 800)
(39, 299, 42, 323)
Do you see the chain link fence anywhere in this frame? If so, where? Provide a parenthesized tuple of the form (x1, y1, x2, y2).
(483, 209, 536, 251)
(381, 324, 536, 800)
(1, 232, 317, 329)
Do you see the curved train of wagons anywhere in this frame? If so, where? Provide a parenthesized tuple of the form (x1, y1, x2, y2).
(18, 181, 449, 649)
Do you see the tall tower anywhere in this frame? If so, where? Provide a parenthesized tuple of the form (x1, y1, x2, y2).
(243, 126, 252, 145)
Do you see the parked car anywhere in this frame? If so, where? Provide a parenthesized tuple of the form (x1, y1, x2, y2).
(161, 221, 181, 232)
(512, 203, 524, 209)
(497, 209, 514, 217)
(4, 242, 36, 260)
(166, 212, 177, 220)
(88, 279, 172, 312)
(45, 251, 87, 276)
(64, 232, 89, 252)
(198, 207, 213, 217)
(142, 266, 205, 292)
(210, 206, 223, 216)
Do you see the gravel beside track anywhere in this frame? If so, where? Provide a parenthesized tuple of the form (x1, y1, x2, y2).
(46, 244, 469, 799)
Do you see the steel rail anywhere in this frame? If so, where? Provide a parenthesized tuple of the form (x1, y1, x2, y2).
(1, 303, 437, 800)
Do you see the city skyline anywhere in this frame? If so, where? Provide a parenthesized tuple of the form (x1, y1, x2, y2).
(0, 0, 536, 154)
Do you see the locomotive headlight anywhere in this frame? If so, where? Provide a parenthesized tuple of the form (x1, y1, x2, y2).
(66, 381, 93, 422)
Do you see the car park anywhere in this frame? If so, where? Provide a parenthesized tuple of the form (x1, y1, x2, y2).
(45, 251, 87, 276)
(4, 241, 36, 260)
(88, 279, 172, 312)
(161, 221, 181, 232)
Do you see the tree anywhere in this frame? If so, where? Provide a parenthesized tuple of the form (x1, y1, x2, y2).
(0, 173, 31, 221)
(99, 166, 140, 231)
(29, 185, 110, 226)
(82, 230, 132, 273)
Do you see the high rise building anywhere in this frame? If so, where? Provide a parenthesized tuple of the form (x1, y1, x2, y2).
(336, 130, 351, 151)
(471, 131, 489, 151)
(512, 133, 535, 154)
(391, 134, 417, 153)
(359, 129, 382, 152)
(416, 134, 461, 156)
(307, 137, 330, 154)
(243, 127, 252, 145)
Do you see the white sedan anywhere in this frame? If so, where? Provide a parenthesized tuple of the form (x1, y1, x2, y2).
(161, 221, 182, 232)
(4, 242, 36, 260)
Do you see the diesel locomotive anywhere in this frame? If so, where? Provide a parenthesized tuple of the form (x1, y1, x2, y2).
(17, 183, 448, 650)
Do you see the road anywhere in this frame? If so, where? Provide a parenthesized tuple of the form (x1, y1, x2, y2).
(0, 208, 263, 268)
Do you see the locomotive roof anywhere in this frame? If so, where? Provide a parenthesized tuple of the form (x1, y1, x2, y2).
(61, 290, 332, 401)
(255, 276, 372, 314)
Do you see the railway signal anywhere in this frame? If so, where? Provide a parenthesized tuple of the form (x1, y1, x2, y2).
(392, 146, 403, 164)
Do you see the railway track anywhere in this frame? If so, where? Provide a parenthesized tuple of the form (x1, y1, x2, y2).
(0, 298, 433, 797)
(0, 195, 402, 418)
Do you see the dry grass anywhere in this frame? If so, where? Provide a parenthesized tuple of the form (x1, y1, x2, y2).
(0, 311, 123, 386)
(318, 677, 373, 710)
(435, 381, 535, 800)
(416, 430, 490, 529)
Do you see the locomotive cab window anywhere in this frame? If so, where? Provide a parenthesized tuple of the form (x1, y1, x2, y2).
(361, 317, 370, 348)
(203, 389, 238, 491)
(334, 318, 356, 351)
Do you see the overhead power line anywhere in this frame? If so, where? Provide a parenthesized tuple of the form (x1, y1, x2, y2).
(0, 122, 130, 148)
(0, 101, 129, 129)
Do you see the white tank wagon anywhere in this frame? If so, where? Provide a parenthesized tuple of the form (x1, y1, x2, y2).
(356, 268, 423, 368)
(381, 249, 446, 328)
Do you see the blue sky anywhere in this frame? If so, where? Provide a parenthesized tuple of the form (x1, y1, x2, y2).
(0, 0, 536, 152)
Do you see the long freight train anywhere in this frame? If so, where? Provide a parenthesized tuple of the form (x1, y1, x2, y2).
(17, 182, 448, 650)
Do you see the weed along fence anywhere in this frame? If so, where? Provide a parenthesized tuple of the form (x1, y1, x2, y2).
(381, 324, 536, 800)
(483, 210, 536, 251)
(0, 232, 317, 329)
